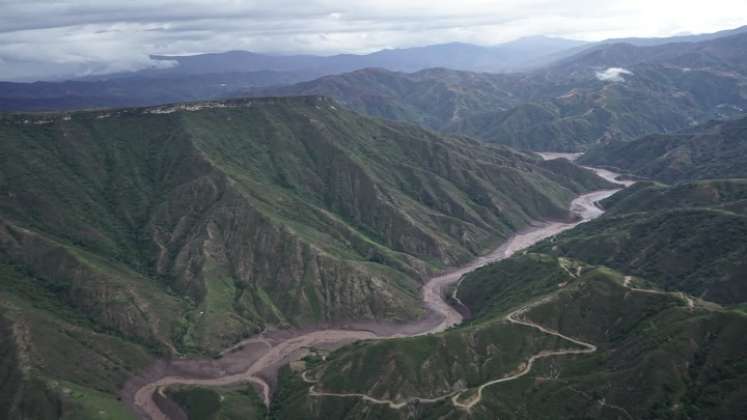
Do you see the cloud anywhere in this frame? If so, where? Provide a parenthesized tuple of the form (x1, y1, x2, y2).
(0, 1, 745, 81)
(0, 22, 180, 81)
(595, 67, 633, 82)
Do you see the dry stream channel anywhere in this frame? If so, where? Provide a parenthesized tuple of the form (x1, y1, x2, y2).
(128, 156, 632, 419)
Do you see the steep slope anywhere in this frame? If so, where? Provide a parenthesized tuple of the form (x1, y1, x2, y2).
(533, 179, 747, 304)
(0, 96, 609, 418)
(601, 179, 747, 215)
(267, 165, 747, 419)
(448, 54, 747, 151)
(255, 66, 664, 151)
(271, 255, 747, 419)
(0, 264, 158, 419)
(5, 31, 746, 152)
(581, 115, 747, 182)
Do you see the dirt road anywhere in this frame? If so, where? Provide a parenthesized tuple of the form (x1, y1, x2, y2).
(129, 164, 628, 419)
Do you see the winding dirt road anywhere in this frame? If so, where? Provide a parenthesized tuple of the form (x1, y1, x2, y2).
(623, 276, 695, 310)
(449, 296, 597, 410)
(306, 292, 599, 412)
(129, 160, 629, 420)
(307, 270, 702, 412)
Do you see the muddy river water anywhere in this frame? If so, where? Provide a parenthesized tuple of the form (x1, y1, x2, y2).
(126, 159, 629, 420)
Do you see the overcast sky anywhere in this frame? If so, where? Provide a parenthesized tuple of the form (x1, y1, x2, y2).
(1, 0, 746, 81)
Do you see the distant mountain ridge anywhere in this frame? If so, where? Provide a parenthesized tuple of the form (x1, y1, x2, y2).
(543, 30, 747, 81)
(145, 36, 587, 77)
(136, 25, 747, 79)
(0, 71, 315, 112)
(601, 25, 747, 46)
(266, 148, 747, 420)
(1, 25, 746, 156)
(250, 32, 747, 151)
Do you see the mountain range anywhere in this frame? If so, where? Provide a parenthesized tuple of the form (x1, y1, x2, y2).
(254, 31, 747, 151)
(1, 21, 747, 420)
(0, 96, 613, 418)
(267, 159, 747, 420)
(98, 25, 747, 79)
(118, 36, 589, 78)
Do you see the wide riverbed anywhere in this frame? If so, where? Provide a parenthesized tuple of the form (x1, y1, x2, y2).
(126, 162, 628, 420)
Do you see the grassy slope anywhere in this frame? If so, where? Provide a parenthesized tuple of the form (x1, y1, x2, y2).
(447, 62, 747, 152)
(270, 179, 747, 419)
(271, 254, 747, 419)
(0, 97, 609, 418)
(0, 265, 151, 420)
(580, 116, 747, 182)
(165, 386, 267, 420)
(534, 180, 747, 304)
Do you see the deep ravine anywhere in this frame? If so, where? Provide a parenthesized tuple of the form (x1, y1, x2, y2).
(127, 162, 630, 420)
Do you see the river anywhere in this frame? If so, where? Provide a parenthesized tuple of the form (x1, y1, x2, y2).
(126, 160, 628, 420)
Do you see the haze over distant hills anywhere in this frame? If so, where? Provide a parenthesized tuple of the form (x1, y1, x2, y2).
(144, 25, 747, 79)
(2, 27, 745, 156)
(144, 36, 587, 77)
(253, 30, 747, 151)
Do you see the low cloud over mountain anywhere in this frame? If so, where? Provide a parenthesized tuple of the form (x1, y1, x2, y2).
(595, 67, 633, 82)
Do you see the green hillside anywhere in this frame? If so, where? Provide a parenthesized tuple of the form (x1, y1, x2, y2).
(581, 115, 747, 182)
(0, 96, 609, 418)
(267, 173, 747, 419)
(443, 62, 746, 152)
(271, 254, 747, 419)
(602, 179, 747, 215)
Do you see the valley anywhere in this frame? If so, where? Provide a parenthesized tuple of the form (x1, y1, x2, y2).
(2, 14, 747, 420)
(2, 92, 744, 420)
(269, 154, 747, 420)
(0, 97, 612, 419)
(128, 164, 627, 419)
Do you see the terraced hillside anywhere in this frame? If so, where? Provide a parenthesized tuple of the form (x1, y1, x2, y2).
(0, 96, 610, 418)
(534, 179, 747, 304)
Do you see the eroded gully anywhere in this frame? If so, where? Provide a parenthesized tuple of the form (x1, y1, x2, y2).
(127, 159, 631, 420)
